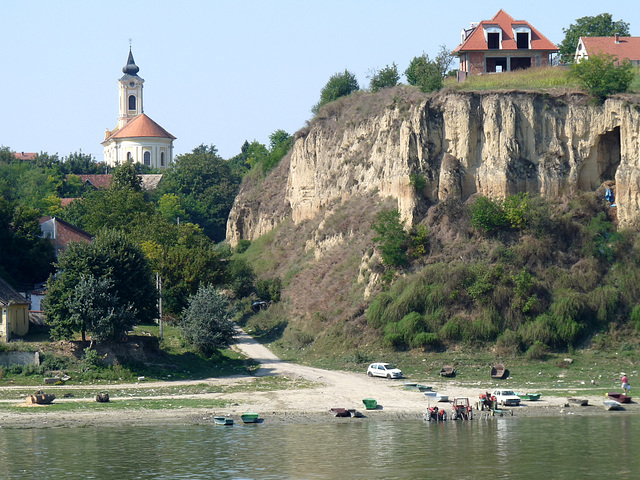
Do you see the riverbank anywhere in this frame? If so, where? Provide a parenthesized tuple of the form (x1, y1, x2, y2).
(1, 329, 636, 428)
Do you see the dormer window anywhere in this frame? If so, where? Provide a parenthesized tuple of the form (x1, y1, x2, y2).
(484, 26, 502, 49)
(513, 26, 531, 49)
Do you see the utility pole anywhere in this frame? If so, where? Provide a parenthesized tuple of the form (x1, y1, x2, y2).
(156, 273, 163, 340)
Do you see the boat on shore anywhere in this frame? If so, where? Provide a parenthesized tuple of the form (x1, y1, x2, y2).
(241, 413, 260, 423)
(567, 397, 588, 406)
(403, 382, 433, 392)
(362, 398, 378, 410)
(604, 400, 622, 411)
(517, 393, 541, 401)
(331, 408, 351, 417)
(607, 392, 631, 403)
(436, 394, 449, 402)
(214, 416, 234, 425)
(26, 393, 55, 405)
(491, 364, 506, 379)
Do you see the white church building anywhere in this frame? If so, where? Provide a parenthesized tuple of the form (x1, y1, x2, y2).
(102, 49, 175, 169)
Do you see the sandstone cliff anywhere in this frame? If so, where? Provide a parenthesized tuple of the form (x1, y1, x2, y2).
(227, 88, 640, 246)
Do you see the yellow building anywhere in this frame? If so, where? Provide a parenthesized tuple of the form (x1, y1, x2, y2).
(0, 277, 30, 342)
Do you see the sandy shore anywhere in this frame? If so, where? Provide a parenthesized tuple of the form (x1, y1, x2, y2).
(1, 330, 636, 428)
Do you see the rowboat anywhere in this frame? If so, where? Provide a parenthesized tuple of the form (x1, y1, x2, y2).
(607, 392, 631, 403)
(436, 394, 449, 402)
(403, 382, 433, 392)
(440, 366, 456, 377)
(567, 397, 588, 406)
(241, 413, 260, 423)
(214, 416, 234, 425)
(331, 408, 351, 417)
(517, 393, 541, 401)
(491, 364, 506, 379)
(26, 393, 56, 405)
(424, 391, 438, 399)
(362, 398, 378, 410)
(604, 400, 622, 411)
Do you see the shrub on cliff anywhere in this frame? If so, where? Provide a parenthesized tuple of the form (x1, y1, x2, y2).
(312, 70, 359, 114)
(368, 63, 400, 92)
(570, 54, 634, 100)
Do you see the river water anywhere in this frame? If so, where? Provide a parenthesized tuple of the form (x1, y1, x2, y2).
(0, 414, 637, 479)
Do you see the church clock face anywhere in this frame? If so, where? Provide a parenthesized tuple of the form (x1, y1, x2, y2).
(130, 81, 135, 87)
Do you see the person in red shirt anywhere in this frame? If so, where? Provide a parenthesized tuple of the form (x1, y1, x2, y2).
(621, 373, 630, 394)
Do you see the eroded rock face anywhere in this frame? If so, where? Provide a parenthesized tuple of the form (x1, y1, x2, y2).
(227, 90, 640, 245)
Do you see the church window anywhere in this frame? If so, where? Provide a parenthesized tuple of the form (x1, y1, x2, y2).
(144, 151, 151, 166)
(160, 152, 165, 166)
(129, 95, 136, 110)
(127, 152, 132, 161)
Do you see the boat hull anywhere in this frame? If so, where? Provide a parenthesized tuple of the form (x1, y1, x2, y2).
(214, 417, 234, 425)
(241, 413, 260, 423)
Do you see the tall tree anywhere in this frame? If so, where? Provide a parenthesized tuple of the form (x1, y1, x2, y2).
(156, 144, 241, 241)
(405, 54, 443, 93)
(312, 70, 359, 114)
(111, 159, 143, 191)
(180, 284, 235, 357)
(44, 229, 157, 340)
(559, 13, 631, 62)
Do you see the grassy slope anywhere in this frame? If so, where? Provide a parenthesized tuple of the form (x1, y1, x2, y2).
(235, 74, 640, 372)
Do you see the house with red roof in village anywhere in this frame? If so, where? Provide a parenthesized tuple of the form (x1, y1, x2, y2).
(102, 48, 175, 170)
(454, 9, 558, 78)
(575, 34, 640, 66)
(39, 216, 93, 259)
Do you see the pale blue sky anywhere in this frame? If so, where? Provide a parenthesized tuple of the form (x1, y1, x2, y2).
(1, 1, 638, 161)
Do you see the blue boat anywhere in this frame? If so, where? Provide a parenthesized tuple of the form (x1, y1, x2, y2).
(214, 416, 234, 425)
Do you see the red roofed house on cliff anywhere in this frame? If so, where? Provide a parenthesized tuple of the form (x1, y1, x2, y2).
(453, 10, 558, 79)
(575, 35, 640, 66)
(102, 48, 176, 170)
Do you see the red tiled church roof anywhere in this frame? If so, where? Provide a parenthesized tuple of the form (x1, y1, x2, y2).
(103, 113, 176, 144)
(580, 36, 640, 62)
(454, 9, 558, 53)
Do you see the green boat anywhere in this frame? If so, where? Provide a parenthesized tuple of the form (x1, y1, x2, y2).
(362, 398, 378, 410)
(517, 393, 541, 401)
(241, 413, 260, 423)
(214, 416, 234, 425)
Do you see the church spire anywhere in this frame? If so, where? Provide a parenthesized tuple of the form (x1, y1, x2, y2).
(122, 47, 140, 76)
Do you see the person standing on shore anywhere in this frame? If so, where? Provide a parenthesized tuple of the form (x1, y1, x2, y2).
(621, 373, 630, 394)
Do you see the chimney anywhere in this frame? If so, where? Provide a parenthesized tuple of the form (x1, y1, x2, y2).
(615, 33, 620, 44)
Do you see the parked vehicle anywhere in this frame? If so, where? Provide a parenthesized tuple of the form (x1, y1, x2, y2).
(478, 391, 495, 410)
(451, 397, 473, 420)
(425, 405, 447, 421)
(491, 389, 521, 406)
(367, 363, 402, 379)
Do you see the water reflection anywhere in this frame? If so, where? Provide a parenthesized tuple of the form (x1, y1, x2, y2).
(0, 415, 639, 479)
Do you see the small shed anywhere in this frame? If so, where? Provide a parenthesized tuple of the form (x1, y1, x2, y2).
(0, 277, 30, 342)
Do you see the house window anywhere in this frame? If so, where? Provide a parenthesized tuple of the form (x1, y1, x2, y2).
(487, 33, 500, 49)
(160, 152, 165, 166)
(129, 95, 136, 110)
(144, 151, 151, 166)
(127, 152, 132, 162)
(517, 32, 529, 49)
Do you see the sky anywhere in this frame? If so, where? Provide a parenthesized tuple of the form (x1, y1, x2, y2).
(1, 1, 639, 162)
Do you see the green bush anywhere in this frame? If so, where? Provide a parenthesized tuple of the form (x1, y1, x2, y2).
(366, 291, 396, 328)
(372, 209, 409, 267)
(570, 54, 635, 99)
(470, 196, 507, 234)
(631, 305, 640, 332)
(525, 341, 549, 360)
(405, 54, 443, 93)
(496, 329, 523, 355)
(312, 70, 359, 114)
(411, 332, 440, 350)
(369, 63, 400, 92)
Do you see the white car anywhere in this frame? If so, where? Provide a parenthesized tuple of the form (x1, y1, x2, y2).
(367, 363, 403, 379)
(491, 389, 521, 406)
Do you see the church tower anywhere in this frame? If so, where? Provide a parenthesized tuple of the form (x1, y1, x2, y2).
(102, 48, 175, 170)
(118, 48, 144, 129)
